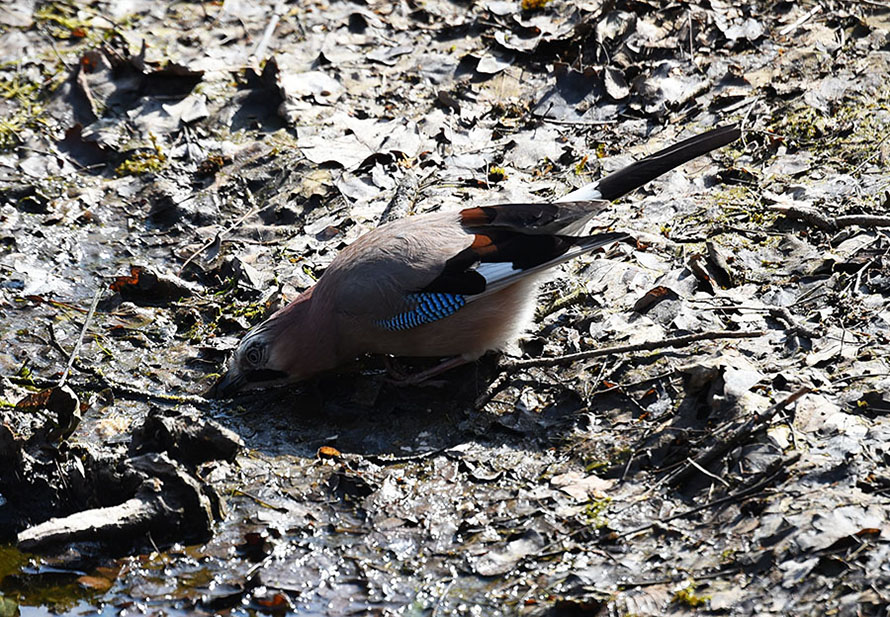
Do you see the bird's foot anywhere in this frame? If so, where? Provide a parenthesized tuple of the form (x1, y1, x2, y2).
(383, 355, 469, 387)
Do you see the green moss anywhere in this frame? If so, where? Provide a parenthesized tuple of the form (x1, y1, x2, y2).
(0, 73, 41, 102)
(0, 546, 102, 611)
(488, 166, 508, 182)
(584, 459, 608, 472)
(574, 156, 589, 175)
(181, 320, 203, 342)
(264, 129, 301, 153)
(535, 284, 586, 319)
(302, 264, 319, 281)
(713, 185, 755, 207)
(16, 362, 32, 380)
(521, 0, 550, 12)
(0, 546, 28, 584)
(0, 594, 19, 616)
(33, 2, 128, 45)
(93, 336, 115, 359)
(709, 185, 777, 229)
(585, 446, 631, 473)
(583, 497, 611, 529)
(770, 84, 890, 174)
(115, 133, 167, 176)
(0, 545, 107, 612)
(773, 105, 826, 144)
(672, 581, 710, 608)
(0, 73, 50, 151)
(233, 303, 266, 321)
(115, 152, 166, 176)
(33, 3, 90, 39)
(0, 107, 45, 150)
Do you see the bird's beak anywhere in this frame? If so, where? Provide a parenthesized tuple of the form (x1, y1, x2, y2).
(205, 368, 246, 399)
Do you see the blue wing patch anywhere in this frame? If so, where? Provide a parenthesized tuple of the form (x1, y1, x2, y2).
(377, 292, 467, 331)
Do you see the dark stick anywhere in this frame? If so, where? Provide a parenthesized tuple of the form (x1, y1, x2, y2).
(770, 205, 890, 231)
(662, 386, 811, 488)
(475, 330, 766, 408)
(619, 454, 799, 539)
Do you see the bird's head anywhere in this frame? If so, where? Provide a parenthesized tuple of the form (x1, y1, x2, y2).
(206, 326, 290, 398)
(205, 289, 333, 398)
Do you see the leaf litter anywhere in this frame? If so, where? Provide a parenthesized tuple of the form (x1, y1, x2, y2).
(1, 0, 890, 615)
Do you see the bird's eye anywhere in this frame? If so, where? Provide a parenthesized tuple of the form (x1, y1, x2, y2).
(244, 343, 264, 367)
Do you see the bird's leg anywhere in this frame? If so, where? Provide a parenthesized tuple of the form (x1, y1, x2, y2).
(382, 356, 410, 381)
(384, 355, 471, 387)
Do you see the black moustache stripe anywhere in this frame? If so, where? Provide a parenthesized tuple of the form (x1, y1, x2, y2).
(245, 369, 288, 382)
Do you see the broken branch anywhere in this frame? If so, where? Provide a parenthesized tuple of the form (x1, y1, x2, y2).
(663, 386, 811, 488)
(770, 205, 890, 231)
(59, 286, 103, 388)
(620, 453, 799, 539)
(476, 330, 765, 408)
(505, 330, 765, 371)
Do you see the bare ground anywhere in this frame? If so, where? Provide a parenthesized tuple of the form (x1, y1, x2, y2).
(2, 0, 890, 615)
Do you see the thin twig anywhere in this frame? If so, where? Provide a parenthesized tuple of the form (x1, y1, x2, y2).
(768, 306, 821, 339)
(850, 131, 890, 176)
(790, 278, 829, 308)
(475, 330, 765, 408)
(94, 375, 211, 405)
(505, 330, 765, 371)
(685, 456, 731, 487)
(531, 113, 618, 126)
(594, 369, 677, 396)
(178, 188, 266, 276)
(769, 205, 834, 229)
(475, 371, 526, 410)
(618, 562, 752, 589)
(364, 446, 449, 466)
(778, 5, 822, 36)
(770, 204, 890, 230)
(59, 287, 102, 388)
(431, 579, 455, 617)
(852, 257, 875, 296)
(250, 0, 287, 68)
(831, 372, 890, 385)
(4, 374, 210, 406)
(536, 455, 797, 560)
(831, 215, 890, 228)
(662, 386, 811, 488)
(38, 25, 72, 71)
(379, 170, 420, 225)
(620, 454, 798, 539)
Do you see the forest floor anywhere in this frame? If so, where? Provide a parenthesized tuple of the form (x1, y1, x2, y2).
(2, 0, 890, 615)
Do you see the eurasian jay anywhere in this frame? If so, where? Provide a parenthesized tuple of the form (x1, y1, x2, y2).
(208, 125, 741, 397)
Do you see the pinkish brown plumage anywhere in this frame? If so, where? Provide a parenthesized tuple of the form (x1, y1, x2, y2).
(208, 125, 740, 396)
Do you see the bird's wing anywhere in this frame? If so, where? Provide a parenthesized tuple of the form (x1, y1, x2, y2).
(330, 124, 741, 333)
(457, 200, 611, 235)
(321, 206, 624, 333)
(420, 202, 626, 297)
(369, 204, 628, 332)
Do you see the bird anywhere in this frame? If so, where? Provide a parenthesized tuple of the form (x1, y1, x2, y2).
(207, 125, 741, 397)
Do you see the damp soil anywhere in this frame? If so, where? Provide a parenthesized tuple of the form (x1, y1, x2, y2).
(2, 0, 890, 615)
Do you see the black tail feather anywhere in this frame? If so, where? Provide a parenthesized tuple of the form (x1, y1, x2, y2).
(596, 125, 741, 202)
